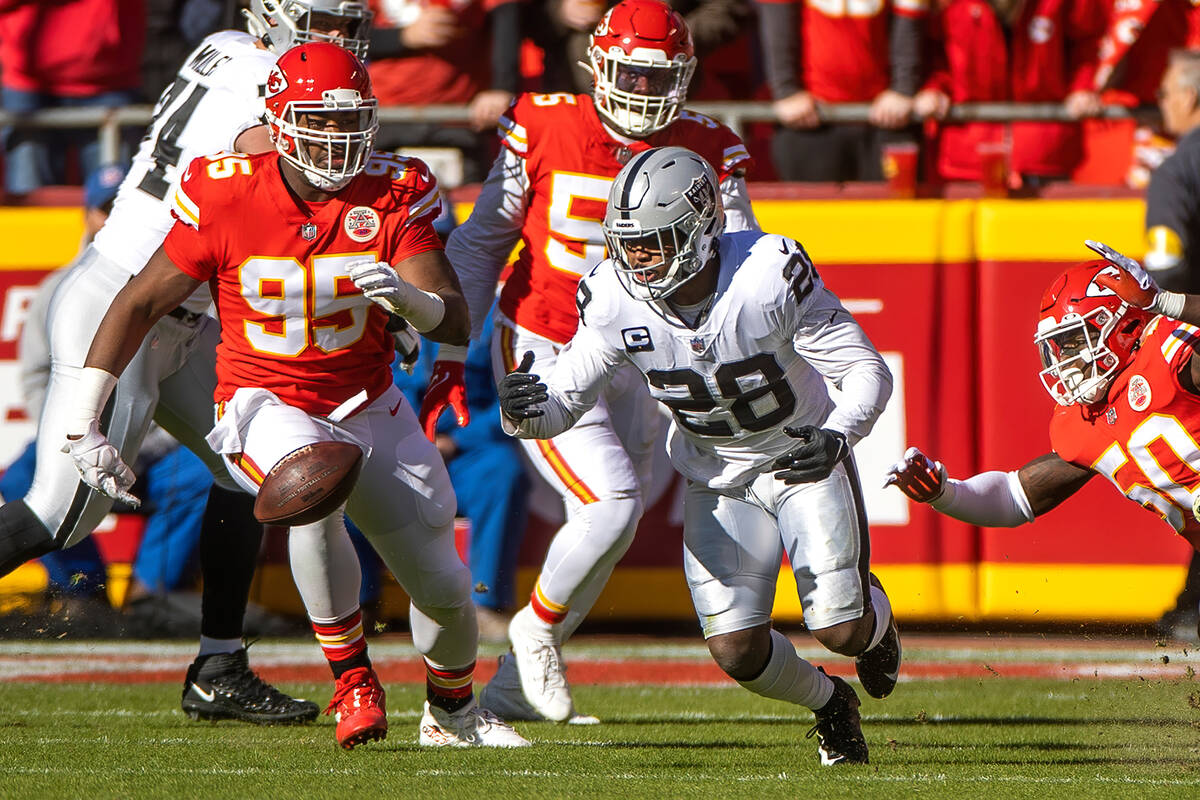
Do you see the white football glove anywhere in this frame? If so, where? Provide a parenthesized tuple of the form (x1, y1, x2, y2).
(1085, 240, 1157, 297)
(348, 259, 407, 316)
(62, 420, 140, 508)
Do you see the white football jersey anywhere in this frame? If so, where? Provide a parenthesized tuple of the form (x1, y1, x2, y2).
(92, 30, 275, 308)
(512, 230, 893, 489)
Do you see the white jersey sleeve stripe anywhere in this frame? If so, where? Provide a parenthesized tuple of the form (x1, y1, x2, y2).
(407, 184, 442, 224)
(1161, 322, 1200, 363)
(498, 115, 528, 156)
(173, 186, 201, 229)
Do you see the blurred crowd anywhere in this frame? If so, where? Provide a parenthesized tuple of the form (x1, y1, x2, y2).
(1, 0, 1199, 195)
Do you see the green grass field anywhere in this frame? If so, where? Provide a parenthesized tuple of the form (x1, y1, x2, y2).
(1, 637, 1198, 799)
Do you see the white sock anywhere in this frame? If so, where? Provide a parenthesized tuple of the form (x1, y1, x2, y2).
(866, 584, 893, 652)
(197, 636, 242, 657)
(737, 629, 833, 711)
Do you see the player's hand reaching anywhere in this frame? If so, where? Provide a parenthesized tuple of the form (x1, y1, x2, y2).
(884, 446, 946, 503)
(419, 357, 470, 441)
(1086, 240, 1159, 309)
(498, 351, 547, 420)
(772, 425, 849, 484)
(62, 420, 140, 508)
(349, 259, 408, 315)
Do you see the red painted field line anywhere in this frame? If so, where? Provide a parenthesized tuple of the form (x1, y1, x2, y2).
(0, 659, 1181, 685)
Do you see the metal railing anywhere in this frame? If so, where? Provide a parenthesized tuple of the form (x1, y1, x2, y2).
(0, 101, 1162, 164)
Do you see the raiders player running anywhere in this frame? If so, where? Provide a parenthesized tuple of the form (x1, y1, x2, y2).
(0, 0, 375, 725)
(497, 146, 902, 765)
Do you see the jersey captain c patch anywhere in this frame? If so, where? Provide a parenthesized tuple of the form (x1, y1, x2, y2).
(622, 326, 654, 352)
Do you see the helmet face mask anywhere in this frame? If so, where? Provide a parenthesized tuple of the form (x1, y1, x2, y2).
(604, 146, 723, 302)
(1034, 261, 1152, 406)
(265, 43, 378, 192)
(588, 0, 696, 138)
(246, 0, 373, 58)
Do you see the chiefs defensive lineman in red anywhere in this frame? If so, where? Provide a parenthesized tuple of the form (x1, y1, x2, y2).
(65, 42, 528, 751)
(886, 241, 1200, 638)
(430, 0, 757, 725)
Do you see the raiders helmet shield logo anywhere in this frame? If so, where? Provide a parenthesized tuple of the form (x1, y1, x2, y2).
(683, 173, 715, 213)
(622, 326, 654, 353)
(345, 206, 380, 242)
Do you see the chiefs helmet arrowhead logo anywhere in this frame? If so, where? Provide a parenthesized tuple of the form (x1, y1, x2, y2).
(266, 67, 287, 97)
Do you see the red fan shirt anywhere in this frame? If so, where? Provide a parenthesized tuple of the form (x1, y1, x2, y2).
(495, 92, 752, 343)
(163, 150, 444, 416)
(1050, 317, 1200, 544)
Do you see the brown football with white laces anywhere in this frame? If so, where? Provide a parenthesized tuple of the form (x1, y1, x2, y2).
(253, 441, 363, 526)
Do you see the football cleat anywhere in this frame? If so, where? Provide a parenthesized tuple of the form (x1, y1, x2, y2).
(181, 648, 319, 725)
(506, 606, 574, 722)
(326, 666, 388, 750)
(855, 614, 902, 699)
(806, 669, 868, 766)
(478, 654, 600, 725)
(419, 698, 531, 748)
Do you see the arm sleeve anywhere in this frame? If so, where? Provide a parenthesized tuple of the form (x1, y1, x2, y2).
(930, 470, 1036, 527)
(790, 284, 892, 445)
(888, 12, 923, 96)
(444, 146, 531, 340)
(755, 0, 802, 98)
(503, 322, 621, 439)
(1145, 160, 1195, 287)
(720, 175, 759, 233)
(489, 1, 522, 94)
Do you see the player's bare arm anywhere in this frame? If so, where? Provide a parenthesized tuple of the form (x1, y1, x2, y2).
(233, 124, 273, 154)
(84, 245, 204, 378)
(1014, 453, 1095, 515)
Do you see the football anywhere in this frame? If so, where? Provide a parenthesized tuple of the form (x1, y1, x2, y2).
(253, 441, 364, 526)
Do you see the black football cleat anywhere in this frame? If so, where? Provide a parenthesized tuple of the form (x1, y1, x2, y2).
(855, 614, 902, 699)
(806, 669, 868, 766)
(181, 648, 319, 725)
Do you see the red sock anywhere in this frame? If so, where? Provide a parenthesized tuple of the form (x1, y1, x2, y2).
(313, 609, 368, 675)
(425, 658, 474, 712)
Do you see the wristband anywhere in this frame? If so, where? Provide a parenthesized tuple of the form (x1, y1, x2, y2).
(436, 344, 469, 362)
(69, 367, 118, 436)
(1153, 290, 1186, 320)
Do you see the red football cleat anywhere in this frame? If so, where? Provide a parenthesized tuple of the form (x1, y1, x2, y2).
(326, 666, 387, 750)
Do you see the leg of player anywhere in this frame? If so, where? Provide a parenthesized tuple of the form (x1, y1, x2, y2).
(479, 329, 644, 724)
(684, 477, 870, 766)
(155, 321, 318, 725)
(344, 388, 529, 748)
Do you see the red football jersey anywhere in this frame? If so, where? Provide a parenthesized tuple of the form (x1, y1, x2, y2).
(496, 92, 752, 344)
(1050, 317, 1200, 541)
(757, 0, 928, 102)
(164, 150, 445, 416)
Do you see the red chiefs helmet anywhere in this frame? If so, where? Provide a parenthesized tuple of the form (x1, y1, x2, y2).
(588, 0, 696, 137)
(1035, 260, 1154, 406)
(264, 42, 378, 191)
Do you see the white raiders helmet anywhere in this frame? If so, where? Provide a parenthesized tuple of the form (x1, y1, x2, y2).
(245, 0, 372, 59)
(603, 146, 724, 302)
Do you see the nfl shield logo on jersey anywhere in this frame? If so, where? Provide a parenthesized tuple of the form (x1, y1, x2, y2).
(344, 206, 380, 242)
(300, 222, 318, 241)
(689, 336, 705, 355)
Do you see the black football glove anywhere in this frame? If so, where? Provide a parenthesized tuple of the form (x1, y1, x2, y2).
(772, 425, 850, 484)
(499, 350, 548, 420)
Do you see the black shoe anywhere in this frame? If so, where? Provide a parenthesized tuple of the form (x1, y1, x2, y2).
(806, 669, 868, 765)
(855, 614, 901, 699)
(181, 648, 319, 725)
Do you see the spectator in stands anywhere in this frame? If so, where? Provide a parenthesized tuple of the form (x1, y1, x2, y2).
(1143, 49, 1200, 643)
(0, 0, 145, 197)
(754, 0, 926, 182)
(1094, 0, 1199, 110)
(914, 0, 1105, 187)
(532, 0, 752, 95)
(365, 0, 525, 184)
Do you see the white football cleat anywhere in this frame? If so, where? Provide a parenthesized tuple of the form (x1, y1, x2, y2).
(419, 698, 531, 748)
(479, 654, 600, 725)
(507, 605, 574, 722)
